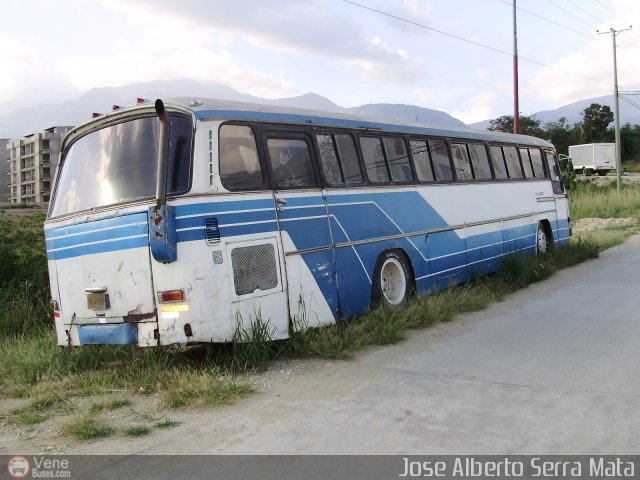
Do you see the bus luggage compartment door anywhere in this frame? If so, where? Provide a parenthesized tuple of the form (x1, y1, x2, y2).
(47, 211, 156, 345)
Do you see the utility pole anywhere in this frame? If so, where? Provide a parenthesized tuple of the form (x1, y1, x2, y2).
(513, 0, 520, 134)
(597, 26, 632, 193)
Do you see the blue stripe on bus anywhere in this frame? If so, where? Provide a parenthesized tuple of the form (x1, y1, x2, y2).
(45, 211, 148, 239)
(175, 221, 278, 243)
(46, 222, 148, 251)
(174, 199, 274, 217)
(327, 191, 449, 234)
(45, 192, 568, 289)
(49, 236, 149, 261)
(175, 209, 277, 230)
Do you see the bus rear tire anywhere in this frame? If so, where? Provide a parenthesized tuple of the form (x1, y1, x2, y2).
(372, 250, 413, 307)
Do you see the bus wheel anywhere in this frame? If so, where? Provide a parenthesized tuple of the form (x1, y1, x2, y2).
(536, 223, 550, 255)
(372, 251, 412, 307)
(597, 170, 608, 176)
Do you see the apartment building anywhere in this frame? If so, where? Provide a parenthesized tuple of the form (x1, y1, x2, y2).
(7, 126, 72, 204)
(1, 139, 8, 202)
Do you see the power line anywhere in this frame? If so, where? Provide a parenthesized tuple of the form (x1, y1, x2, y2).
(340, 0, 611, 88)
(497, 0, 594, 39)
(564, 0, 606, 24)
(619, 94, 640, 111)
(546, 0, 594, 29)
(589, 1, 640, 49)
(593, 0, 627, 24)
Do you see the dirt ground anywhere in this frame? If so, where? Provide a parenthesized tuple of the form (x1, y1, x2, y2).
(573, 217, 638, 232)
(0, 359, 323, 455)
(0, 203, 47, 219)
(577, 171, 640, 186)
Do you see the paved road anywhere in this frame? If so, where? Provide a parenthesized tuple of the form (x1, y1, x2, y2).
(92, 236, 640, 457)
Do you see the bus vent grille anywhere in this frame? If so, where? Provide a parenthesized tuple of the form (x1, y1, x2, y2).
(231, 244, 278, 296)
(205, 217, 220, 245)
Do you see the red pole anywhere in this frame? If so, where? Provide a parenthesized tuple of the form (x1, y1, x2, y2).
(513, 0, 520, 134)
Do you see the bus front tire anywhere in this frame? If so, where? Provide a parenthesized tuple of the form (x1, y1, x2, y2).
(372, 250, 413, 307)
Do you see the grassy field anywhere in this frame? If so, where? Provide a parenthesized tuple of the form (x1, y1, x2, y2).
(569, 179, 640, 221)
(1, 181, 639, 443)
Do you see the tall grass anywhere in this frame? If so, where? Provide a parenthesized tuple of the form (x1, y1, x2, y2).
(0, 212, 50, 336)
(284, 239, 601, 359)
(0, 184, 634, 413)
(570, 180, 640, 220)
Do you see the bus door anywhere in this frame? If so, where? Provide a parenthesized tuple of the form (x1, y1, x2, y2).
(265, 132, 339, 329)
(47, 211, 157, 345)
(545, 150, 570, 242)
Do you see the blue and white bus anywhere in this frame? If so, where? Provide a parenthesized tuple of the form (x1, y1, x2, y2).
(45, 98, 570, 347)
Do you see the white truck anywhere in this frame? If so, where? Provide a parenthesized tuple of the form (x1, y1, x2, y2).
(569, 143, 616, 176)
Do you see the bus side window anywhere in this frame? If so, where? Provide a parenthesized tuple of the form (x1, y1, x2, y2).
(428, 139, 453, 181)
(383, 137, 413, 183)
(503, 146, 523, 179)
(267, 138, 316, 189)
(489, 145, 508, 179)
(360, 137, 390, 183)
(451, 143, 473, 181)
(530, 148, 546, 177)
(317, 134, 342, 185)
(335, 134, 363, 184)
(519, 148, 534, 178)
(468, 143, 492, 180)
(544, 150, 564, 194)
(410, 139, 435, 182)
(316, 133, 363, 186)
(219, 125, 266, 191)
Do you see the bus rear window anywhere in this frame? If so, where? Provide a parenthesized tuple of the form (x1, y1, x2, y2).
(50, 115, 192, 217)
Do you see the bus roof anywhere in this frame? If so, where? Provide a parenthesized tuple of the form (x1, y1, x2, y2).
(168, 97, 554, 149)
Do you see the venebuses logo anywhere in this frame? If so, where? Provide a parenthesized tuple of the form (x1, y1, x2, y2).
(7, 456, 30, 479)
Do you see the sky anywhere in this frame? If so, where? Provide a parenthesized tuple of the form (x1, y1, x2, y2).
(1, 0, 640, 124)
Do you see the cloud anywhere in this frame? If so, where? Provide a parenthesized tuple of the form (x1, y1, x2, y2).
(345, 36, 425, 86)
(402, 0, 431, 17)
(56, 47, 300, 99)
(524, 0, 640, 108)
(0, 37, 79, 105)
(451, 86, 509, 124)
(102, 0, 429, 85)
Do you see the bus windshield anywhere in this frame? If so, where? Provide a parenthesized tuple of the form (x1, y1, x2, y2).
(50, 115, 192, 217)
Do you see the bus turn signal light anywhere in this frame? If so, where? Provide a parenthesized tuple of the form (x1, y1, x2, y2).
(157, 290, 184, 303)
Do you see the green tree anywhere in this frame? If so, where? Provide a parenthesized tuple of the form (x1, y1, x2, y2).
(543, 117, 581, 156)
(620, 123, 640, 162)
(580, 103, 614, 142)
(488, 114, 543, 137)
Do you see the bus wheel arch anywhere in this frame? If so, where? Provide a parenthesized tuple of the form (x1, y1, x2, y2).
(371, 249, 415, 307)
(536, 220, 553, 255)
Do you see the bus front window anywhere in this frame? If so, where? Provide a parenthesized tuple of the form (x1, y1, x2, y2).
(50, 115, 192, 217)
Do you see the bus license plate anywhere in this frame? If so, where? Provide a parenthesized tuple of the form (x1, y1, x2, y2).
(87, 293, 109, 310)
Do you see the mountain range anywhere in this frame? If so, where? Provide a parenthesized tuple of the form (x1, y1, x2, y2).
(468, 93, 640, 130)
(1, 78, 638, 139)
(0, 79, 465, 139)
